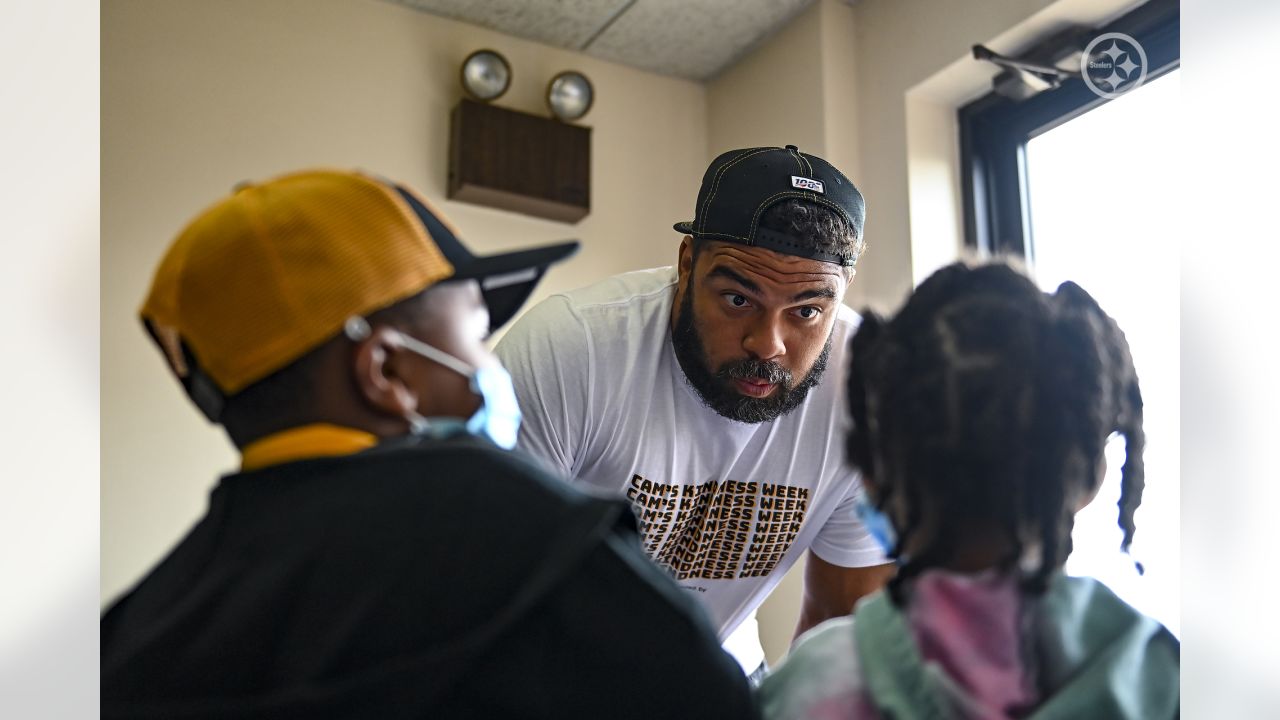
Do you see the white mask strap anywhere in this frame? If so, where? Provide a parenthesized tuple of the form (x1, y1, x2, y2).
(344, 316, 476, 377)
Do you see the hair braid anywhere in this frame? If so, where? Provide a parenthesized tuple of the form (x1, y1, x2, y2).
(845, 260, 1147, 603)
(1052, 281, 1146, 563)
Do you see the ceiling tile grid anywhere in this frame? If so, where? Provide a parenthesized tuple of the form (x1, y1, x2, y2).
(588, 0, 813, 80)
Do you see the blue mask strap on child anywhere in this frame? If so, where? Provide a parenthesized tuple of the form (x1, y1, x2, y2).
(406, 412, 469, 441)
(855, 488, 899, 559)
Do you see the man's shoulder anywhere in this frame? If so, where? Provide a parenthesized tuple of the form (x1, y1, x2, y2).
(498, 267, 676, 357)
(544, 267, 676, 320)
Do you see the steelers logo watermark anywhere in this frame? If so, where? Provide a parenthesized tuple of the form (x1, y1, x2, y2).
(1081, 32, 1148, 99)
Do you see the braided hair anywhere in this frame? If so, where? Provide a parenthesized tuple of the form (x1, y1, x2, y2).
(846, 260, 1145, 603)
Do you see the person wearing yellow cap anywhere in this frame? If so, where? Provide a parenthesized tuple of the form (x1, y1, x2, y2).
(101, 170, 758, 719)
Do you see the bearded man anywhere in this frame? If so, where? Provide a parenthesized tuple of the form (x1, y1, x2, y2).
(496, 145, 895, 681)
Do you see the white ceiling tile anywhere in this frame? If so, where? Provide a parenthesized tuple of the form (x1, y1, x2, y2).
(587, 0, 815, 80)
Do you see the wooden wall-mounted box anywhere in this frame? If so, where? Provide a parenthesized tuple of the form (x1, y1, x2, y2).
(447, 98, 591, 224)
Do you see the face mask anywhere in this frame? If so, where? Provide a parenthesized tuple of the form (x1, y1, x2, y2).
(854, 488, 899, 558)
(344, 317, 522, 450)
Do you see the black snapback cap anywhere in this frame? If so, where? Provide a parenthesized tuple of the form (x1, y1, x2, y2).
(673, 145, 865, 266)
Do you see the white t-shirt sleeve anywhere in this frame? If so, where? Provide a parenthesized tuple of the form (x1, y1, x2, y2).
(494, 295, 593, 480)
(808, 471, 888, 568)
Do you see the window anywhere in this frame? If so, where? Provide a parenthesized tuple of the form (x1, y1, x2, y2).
(1028, 68, 1181, 636)
(960, 0, 1180, 634)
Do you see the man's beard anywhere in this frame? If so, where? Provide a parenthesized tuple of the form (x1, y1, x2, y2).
(671, 279, 832, 424)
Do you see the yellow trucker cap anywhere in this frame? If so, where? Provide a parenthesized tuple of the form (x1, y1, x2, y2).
(141, 169, 577, 418)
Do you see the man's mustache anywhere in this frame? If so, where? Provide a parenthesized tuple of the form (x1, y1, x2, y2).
(717, 359, 792, 386)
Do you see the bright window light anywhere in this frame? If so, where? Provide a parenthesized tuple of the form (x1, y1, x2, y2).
(1026, 69, 1181, 636)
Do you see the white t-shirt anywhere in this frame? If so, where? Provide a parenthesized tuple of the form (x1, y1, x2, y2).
(495, 267, 885, 671)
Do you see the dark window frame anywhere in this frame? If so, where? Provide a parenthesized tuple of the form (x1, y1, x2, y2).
(959, 0, 1181, 257)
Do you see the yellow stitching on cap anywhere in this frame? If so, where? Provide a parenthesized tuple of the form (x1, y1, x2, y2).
(748, 191, 850, 238)
(696, 231, 752, 242)
(791, 149, 817, 201)
(749, 191, 805, 235)
(787, 148, 820, 204)
(699, 148, 775, 235)
(701, 149, 756, 233)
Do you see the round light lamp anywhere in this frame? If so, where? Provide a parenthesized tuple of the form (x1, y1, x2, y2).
(460, 49, 511, 102)
(546, 70, 594, 121)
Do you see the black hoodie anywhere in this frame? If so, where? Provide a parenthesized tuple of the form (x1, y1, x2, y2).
(102, 435, 758, 719)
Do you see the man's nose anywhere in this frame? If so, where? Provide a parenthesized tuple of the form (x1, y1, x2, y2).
(742, 314, 786, 361)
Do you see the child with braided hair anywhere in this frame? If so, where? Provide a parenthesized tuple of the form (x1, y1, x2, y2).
(758, 260, 1178, 719)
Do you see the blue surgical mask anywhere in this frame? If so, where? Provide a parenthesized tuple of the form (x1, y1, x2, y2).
(458, 364, 522, 450)
(854, 488, 899, 557)
(344, 317, 523, 450)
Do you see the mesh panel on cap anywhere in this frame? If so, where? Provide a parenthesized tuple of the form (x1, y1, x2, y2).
(141, 170, 456, 395)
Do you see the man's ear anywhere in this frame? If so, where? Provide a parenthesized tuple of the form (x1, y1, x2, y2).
(677, 236, 695, 283)
(351, 326, 418, 421)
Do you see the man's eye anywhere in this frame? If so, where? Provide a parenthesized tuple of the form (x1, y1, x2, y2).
(795, 306, 821, 319)
(725, 293, 749, 308)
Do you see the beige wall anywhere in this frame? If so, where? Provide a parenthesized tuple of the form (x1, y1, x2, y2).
(706, 1, 861, 199)
(706, 3, 827, 158)
(850, 0, 1060, 314)
(102, 0, 707, 603)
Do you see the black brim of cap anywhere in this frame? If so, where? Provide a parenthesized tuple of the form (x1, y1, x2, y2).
(451, 240, 580, 332)
(674, 221, 695, 234)
(384, 182, 579, 332)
